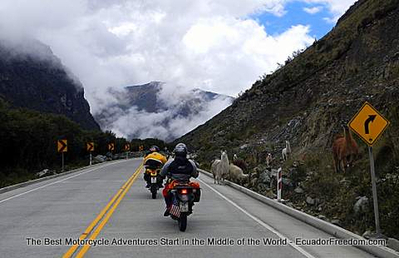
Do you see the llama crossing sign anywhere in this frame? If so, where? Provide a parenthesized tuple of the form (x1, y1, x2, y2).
(348, 102, 389, 146)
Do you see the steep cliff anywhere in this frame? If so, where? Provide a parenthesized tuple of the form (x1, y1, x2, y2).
(0, 39, 100, 131)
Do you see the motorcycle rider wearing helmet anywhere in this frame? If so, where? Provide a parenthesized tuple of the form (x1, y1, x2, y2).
(143, 145, 167, 188)
(145, 145, 160, 157)
(159, 143, 198, 216)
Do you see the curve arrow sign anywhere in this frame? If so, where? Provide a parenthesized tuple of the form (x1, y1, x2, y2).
(364, 115, 376, 134)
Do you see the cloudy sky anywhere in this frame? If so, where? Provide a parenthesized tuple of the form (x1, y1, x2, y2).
(0, 0, 357, 139)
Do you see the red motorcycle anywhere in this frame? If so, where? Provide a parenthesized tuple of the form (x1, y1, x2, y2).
(167, 181, 201, 232)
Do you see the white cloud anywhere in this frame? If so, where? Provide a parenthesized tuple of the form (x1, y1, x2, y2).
(303, 0, 357, 22)
(100, 82, 234, 141)
(0, 0, 313, 105)
(303, 6, 323, 14)
(0, 0, 355, 138)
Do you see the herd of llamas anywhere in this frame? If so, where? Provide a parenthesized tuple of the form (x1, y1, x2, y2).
(210, 124, 360, 185)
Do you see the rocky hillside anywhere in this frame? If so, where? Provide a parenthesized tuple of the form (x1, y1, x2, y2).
(0, 39, 100, 131)
(95, 81, 234, 141)
(178, 0, 399, 239)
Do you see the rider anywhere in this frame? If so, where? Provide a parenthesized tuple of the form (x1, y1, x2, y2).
(143, 145, 167, 188)
(159, 143, 198, 216)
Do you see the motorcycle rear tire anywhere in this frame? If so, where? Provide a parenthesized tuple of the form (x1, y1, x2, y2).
(150, 185, 157, 199)
(178, 213, 187, 232)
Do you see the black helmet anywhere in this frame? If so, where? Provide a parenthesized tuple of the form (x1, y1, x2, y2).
(149, 145, 160, 153)
(173, 143, 187, 157)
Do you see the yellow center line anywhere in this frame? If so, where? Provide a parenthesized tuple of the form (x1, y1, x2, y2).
(63, 164, 143, 258)
(75, 167, 142, 257)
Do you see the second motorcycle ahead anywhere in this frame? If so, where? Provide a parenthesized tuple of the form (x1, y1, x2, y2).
(143, 146, 168, 199)
(145, 164, 163, 199)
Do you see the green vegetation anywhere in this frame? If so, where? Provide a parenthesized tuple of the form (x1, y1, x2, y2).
(0, 99, 166, 188)
(130, 138, 171, 152)
(0, 98, 116, 187)
(283, 142, 399, 239)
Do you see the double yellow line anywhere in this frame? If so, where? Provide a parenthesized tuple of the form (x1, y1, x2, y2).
(63, 164, 143, 258)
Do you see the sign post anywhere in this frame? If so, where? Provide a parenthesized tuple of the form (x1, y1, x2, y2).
(348, 102, 390, 237)
(368, 146, 381, 236)
(57, 139, 68, 172)
(87, 142, 94, 165)
(277, 167, 282, 202)
(124, 144, 130, 159)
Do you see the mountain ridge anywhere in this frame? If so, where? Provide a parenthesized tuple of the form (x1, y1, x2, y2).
(0, 39, 100, 131)
(94, 81, 234, 141)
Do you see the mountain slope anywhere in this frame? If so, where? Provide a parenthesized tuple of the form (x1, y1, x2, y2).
(177, 0, 399, 239)
(179, 0, 399, 156)
(0, 39, 100, 131)
(94, 81, 234, 141)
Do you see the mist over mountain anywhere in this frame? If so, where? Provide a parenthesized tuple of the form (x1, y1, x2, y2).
(94, 81, 234, 141)
(0, 38, 100, 130)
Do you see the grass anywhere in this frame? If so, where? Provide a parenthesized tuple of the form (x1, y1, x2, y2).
(282, 144, 399, 238)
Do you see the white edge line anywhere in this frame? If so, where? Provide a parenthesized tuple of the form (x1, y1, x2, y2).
(198, 178, 315, 258)
(0, 162, 122, 204)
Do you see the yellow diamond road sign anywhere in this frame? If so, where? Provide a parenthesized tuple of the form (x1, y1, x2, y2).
(348, 102, 390, 146)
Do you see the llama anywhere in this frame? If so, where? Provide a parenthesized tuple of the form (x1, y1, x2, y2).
(282, 141, 291, 161)
(211, 159, 221, 184)
(266, 153, 273, 167)
(332, 125, 359, 173)
(229, 164, 249, 185)
(219, 151, 230, 183)
(232, 153, 248, 172)
(212, 151, 230, 184)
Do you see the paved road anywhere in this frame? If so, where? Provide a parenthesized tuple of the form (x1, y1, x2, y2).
(0, 159, 376, 257)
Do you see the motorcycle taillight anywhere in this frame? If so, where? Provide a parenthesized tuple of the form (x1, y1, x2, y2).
(180, 189, 188, 195)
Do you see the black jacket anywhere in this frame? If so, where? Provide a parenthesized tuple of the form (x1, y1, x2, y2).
(160, 156, 198, 182)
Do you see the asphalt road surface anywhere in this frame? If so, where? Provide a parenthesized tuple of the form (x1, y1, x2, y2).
(0, 159, 376, 258)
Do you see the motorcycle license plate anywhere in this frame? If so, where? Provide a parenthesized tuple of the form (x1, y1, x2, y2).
(151, 177, 157, 183)
(180, 202, 189, 212)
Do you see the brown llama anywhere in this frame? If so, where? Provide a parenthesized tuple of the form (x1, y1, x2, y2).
(332, 125, 359, 172)
(232, 154, 248, 172)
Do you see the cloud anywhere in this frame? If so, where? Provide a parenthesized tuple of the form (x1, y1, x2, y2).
(303, 6, 323, 14)
(0, 1, 314, 106)
(100, 83, 234, 141)
(0, 0, 355, 138)
(303, 0, 356, 22)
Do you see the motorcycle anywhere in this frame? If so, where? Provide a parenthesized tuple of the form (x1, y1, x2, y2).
(145, 167, 162, 199)
(168, 182, 201, 232)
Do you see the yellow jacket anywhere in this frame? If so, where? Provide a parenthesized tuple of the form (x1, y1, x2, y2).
(144, 152, 167, 166)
